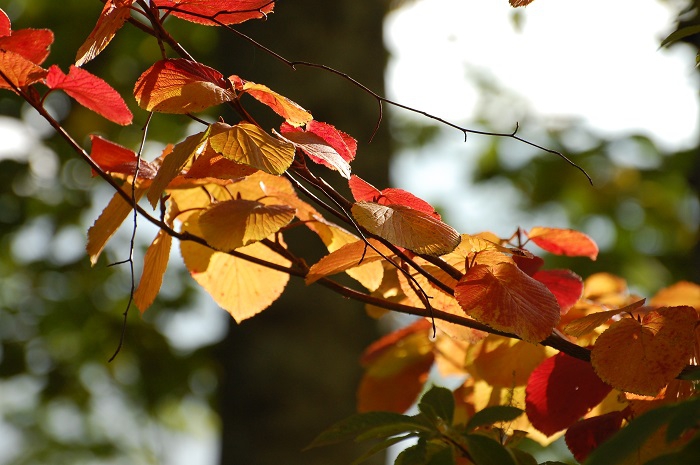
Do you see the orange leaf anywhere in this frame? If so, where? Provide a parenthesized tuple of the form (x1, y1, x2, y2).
(181, 212, 290, 322)
(46, 65, 132, 125)
(591, 306, 697, 395)
(185, 144, 258, 180)
(510, 0, 535, 7)
(0, 28, 53, 65)
(134, 229, 173, 313)
(466, 334, 547, 387)
(89, 135, 157, 179)
(75, 0, 133, 66)
(0, 49, 47, 91)
(276, 129, 351, 179)
(147, 129, 209, 207)
(351, 200, 460, 256)
(306, 238, 392, 287)
(154, 0, 275, 26)
(232, 79, 312, 126)
(198, 199, 295, 251)
(650, 281, 700, 309)
(562, 299, 646, 337)
(527, 226, 599, 260)
(207, 122, 295, 175)
(454, 262, 561, 343)
(133, 59, 235, 113)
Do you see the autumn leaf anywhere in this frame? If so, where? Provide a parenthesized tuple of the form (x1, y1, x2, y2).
(0, 28, 54, 65)
(280, 121, 357, 175)
(0, 9, 10, 37)
(349, 175, 440, 219)
(75, 0, 133, 66)
(526, 226, 599, 260)
(591, 306, 697, 395)
(0, 49, 47, 91)
(650, 281, 700, 309)
(207, 122, 295, 175)
(510, 0, 535, 7)
(276, 128, 351, 179)
(89, 135, 157, 179)
(358, 319, 434, 413)
(454, 262, 560, 343)
(147, 129, 209, 207)
(525, 352, 612, 436)
(562, 299, 646, 338)
(232, 78, 312, 126)
(134, 229, 173, 313)
(564, 411, 625, 462)
(181, 212, 291, 322)
(153, 0, 275, 26)
(465, 335, 548, 387)
(351, 201, 460, 256)
(532, 269, 583, 314)
(198, 199, 295, 251)
(46, 65, 132, 125)
(133, 59, 235, 113)
(305, 238, 392, 289)
(184, 145, 258, 180)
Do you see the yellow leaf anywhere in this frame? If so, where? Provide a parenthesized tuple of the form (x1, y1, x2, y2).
(465, 334, 548, 387)
(240, 80, 312, 126)
(134, 229, 172, 313)
(208, 122, 295, 175)
(351, 200, 461, 256)
(650, 281, 700, 309)
(86, 183, 144, 265)
(562, 299, 646, 338)
(198, 199, 295, 251)
(147, 130, 209, 208)
(591, 306, 697, 395)
(180, 212, 291, 322)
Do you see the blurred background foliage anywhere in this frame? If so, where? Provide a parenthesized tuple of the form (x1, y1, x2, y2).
(0, 1, 698, 465)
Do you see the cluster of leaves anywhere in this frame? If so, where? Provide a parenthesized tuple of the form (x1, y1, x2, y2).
(0, 1, 698, 464)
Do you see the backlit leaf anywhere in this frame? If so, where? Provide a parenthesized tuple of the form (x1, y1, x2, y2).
(305, 238, 392, 289)
(281, 120, 357, 171)
(75, 0, 132, 66)
(233, 79, 311, 126)
(0, 28, 54, 65)
(86, 183, 145, 265)
(208, 122, 295, 175)
(562, 299, 646, 337)
(349, 175, 440, 219)
(0, 9, 10, 37)
(46, 65, 133, 125)
(184, 145, 258, 180)
(147, 129, 209, 207)
(465, 335, 547, 387)
(532, 269, 583, 314)
(153, 0, 275, 26)
(455, 262, 561, 343)
(526, 227, 598, 260)
(181, 212, 291, 322)
(525, 353, 612, 436)
(564, 411, 625, 463)
(134, 229, 172, 313)
(591, 306, 697, 395)
(0, 49, 47, 90)
(89, 135, 157, 179)
(198, 199, 295, 250)
(276, 129, 351, 179)
(351, 201, 460, 256)
(650, 281, 700, 309)
(133, 58, 235, 113)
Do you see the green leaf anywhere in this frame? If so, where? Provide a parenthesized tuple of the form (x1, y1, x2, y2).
(465, 406, 523, 432)
(351, 435, 412, 465)
(418, 386, 455, 424)
(463, 433, 516, 465)
(307, 411, 429, 449)
(395, 439, 455, 465)
(665, 396, 700, 442)
(660, 25, 700, 48)
(539, 462, 572, 465)
(509, 447, 537, 465)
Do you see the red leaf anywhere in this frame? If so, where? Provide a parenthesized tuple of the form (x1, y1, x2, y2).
(525, 353, 612, 436)
(75, 0, 133, 66)
(512, 254, 544, 276)
(0, 9, 10, 37)
(0, 29, 54, 65)
(565, 411, 625, 462)
(533, 269, 584, 315)
(46, 65, 132, 125)
(527, 227, 599, 260)
(133, 58, 234, 113)
(306, 120, 357, 162)
(280, 120, 356, 176)
(277, 128, 351, 178)
(0, 49, 47, 91)
(154, 0, 275, 26)
(89, 135, 157, 178)
(454, 262, 561, 343)
(349, 175, 441, 220)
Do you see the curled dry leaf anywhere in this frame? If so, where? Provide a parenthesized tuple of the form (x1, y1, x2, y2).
(208, 122, 295, 175)
(153, 0, 275, 26)
(351, 200, 460, 256)
(454, 262, 560, 343)
(75, 0, 132, 66)
(198, 199, 295, 251)
(527, 226, 599, 260)
(134, 58, 235, 113)
(591, 306, 697, 395)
